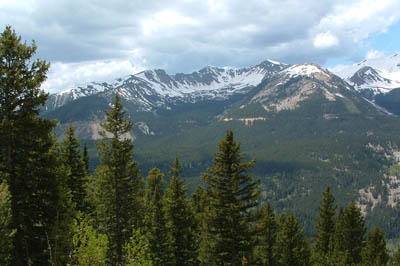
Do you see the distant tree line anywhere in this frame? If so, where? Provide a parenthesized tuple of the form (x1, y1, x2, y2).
(1, 26, 400, 266)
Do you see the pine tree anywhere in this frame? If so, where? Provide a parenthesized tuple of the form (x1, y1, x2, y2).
(361, 227, 389, 266)
(88, 94, 141, 265)
(0, 26, 60, 265)
(143, 168, 172, 265)
(313, 187, 336, 265)
(12, 122, 60, 264)
(163, 156, 197, 265)
(191, 185, 208, 216)
(49, 154, 76, 265)
(200, 130, 260, 266)
(275, 213, 311, 266)
(0, 25, 49, 175)
(190, 185, 207, 262)
(331, 202, 366, 265)
(61, 123, 87, 212)
(254, 201, 278, 266)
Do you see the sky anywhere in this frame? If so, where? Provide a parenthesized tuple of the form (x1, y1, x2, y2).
(1, 0, 399, 93)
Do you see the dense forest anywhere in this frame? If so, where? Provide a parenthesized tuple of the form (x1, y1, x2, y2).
(1, 26, 400, 265)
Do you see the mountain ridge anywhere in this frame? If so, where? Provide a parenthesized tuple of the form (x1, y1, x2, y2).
(45, 59, 288, 112)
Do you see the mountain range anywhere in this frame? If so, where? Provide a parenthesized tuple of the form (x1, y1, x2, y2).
(41, 55, 400, 237)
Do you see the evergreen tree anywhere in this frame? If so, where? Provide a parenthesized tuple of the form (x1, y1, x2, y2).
(200, 130, 260, 266)
(0, 180, 14, 265)
(0, 25, 49, 174)
(331, 202, 366, 265)
(0, 26, 60, 265)
(191, 185, 208, 216)
(254, 201, 278, 266)
(190, 185, 208, 262)
(164, 156, 197, 265)
(313, 187, 336, 265)
(144, 168, 172, 265)
(361, 227, 389, 266)
(275, 213, 311, 266)
(88, 94, 141, 265)
(49, 153, 76, 265)
(61, 123, 87, 212)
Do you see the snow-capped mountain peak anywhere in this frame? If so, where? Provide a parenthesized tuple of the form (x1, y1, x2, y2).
(332, 54, 400, 94)
(284, 63, 329, 78)
(46, 59, 289, 112)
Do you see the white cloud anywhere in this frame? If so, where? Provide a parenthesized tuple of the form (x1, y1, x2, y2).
(313, 32, 339, 48)
(141, 9, 199, 36)
(365, 50, 385, 59)
(42, 60, 143, 94)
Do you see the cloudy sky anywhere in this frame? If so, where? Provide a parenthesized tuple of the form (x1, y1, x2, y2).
(1, 0, 399, 93)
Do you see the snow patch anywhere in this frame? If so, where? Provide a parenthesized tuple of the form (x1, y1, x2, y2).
(285, 63, 329, 78)
(223, 117, 266, 126)
(267, 59, 282, 65)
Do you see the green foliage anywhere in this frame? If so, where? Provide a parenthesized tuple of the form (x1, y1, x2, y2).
(275, 213, 311, 266)
(163, 156, 197, 265)
(143, 168, 172, 265)
(254, 201, 278, 266)
(331, 202, 366, 265)
(313, 186, 336, 265)
(0, 180, 14, 265)
(190, 185, 208, 259)
(199, 130, 260, 265)
(0, 25, 49, 125)
(49, 154, 76, 265)
(88, 94, 141, 265)
(362, 227, 389, 266)
(0, 25, 60, 264)
(124, 228, 153, 266)
(69, 215, 108, 266)
(61, 123, 88, 212)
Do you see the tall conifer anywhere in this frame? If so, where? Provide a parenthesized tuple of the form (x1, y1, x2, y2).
(200, 130, 260, 265)
(275, 213, 311, 266)
(331, 202, 366, 265)
(143, 168, 171, 265)
(254, 201, 278, 266)
(164, 156, 197, 265)
(88, 94, 141, 265)
(361, 227, 389, 266)
(61, 123, 87, 212)
(313, 187, 336, 265)
(0, 26, 60, 265)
